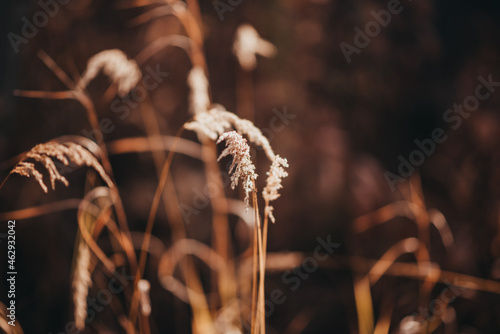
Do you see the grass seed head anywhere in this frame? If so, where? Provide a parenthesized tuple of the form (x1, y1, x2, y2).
(217, 131, 257, 207)
(79, 49, 141, 97)
(11, 140, 113, 192)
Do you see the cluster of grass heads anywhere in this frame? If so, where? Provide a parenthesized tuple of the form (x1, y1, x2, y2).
(0, 1, 287, 333)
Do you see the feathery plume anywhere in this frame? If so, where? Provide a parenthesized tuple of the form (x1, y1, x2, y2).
(233, 24, 277, 71)
(73, 243, 92, 330)
(185, 108, 231, 141)
(186, 108, 288, 220)
(217, 131, 257, 206)
(12, 162, 52, 193)
(185, 108, 274, 159)
(78, 49, 141, 97)
(11, 141, 113, 193)
(262, 155, 289, 223)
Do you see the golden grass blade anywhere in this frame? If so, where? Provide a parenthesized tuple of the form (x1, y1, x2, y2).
(353, 200, 418, 233)
(68, 90, 137, 273)
(37, 50, 76, 89)
(327, 254, 500, 295)
(158, 239, 225, 276)
(252, 190, 266, 334)
(129, 232, 165, 259)
(250, 217, 259, 334)
(134, 35, 203, 67)
(368, 237, 422, 286)
(0, 199, 81, 221)
(373, 294, 395, 334)
(13, 89, 73, 100)
(159, 275, 206, 305)
(128, 125, 215, 333)
(428, 208, 455, 250)
(129, 80, 216, 332)
(353, 276, 374, 334)
(13, 70, 135, 263)
(73, 187, 116, 329)
(77, 190, 116, 273)
(107, 136, 202, 159)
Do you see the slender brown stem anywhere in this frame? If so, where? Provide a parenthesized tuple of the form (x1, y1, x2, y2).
(134, 90, 215, 332)
(107, 136, 202, 159)
(0, 199, 81, 221)
(128, 125, 184, 324)
(77, 206, 116, 273)
(252, 189, 265, 334)
(11, 86, 138, 275)
(13, 89, 73, 100)
(37, 50, 76, 89)
(250, 210, 259, 334)
(71, 90, 138, 273)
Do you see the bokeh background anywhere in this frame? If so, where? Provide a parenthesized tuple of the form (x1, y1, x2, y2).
(2, 0, 500, 333)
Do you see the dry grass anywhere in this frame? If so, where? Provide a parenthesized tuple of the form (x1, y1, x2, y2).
(0, 2, 288, 333)
(8, 140, 113, 193)
(3, 1, 499, 334)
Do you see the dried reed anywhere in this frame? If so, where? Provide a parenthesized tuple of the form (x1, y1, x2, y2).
(7, 140, 113, 193)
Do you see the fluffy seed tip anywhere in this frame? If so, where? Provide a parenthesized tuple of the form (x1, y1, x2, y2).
(185, 108, 275, 160)
(79, 49, 141, 97)
(11, 141, 113, 192)
(263, 155, 289, 223)
(217, 131, 257, 206)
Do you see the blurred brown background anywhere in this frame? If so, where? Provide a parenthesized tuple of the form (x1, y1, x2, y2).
(1, 0, 500, 333)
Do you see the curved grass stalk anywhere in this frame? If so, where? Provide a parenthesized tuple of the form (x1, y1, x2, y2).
(12, 53, 138, 273)
(107, 136, 202, 159)
(135, 34, 206, 70)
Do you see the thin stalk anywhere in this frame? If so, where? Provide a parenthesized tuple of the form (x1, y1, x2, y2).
(129, 125, 184, 322)
(137, 90, 215, 332)
(250, 209, 259, 334)
(252, 189, 265, 334)
(72, 90, 138, 274)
